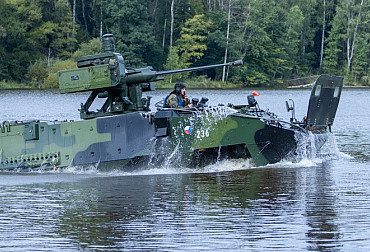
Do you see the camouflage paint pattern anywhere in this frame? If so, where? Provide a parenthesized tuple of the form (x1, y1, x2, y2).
(0, 74, 344, 171)
(0, 107, 276, 170)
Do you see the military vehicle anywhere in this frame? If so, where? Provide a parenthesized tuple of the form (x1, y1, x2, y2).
(0, 34, 343, 171)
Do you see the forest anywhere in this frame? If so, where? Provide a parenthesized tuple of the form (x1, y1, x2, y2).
(0, 0, 369, 88)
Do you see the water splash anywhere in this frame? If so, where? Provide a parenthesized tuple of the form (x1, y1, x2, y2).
(294, 131, 318, 161)
(172, 106, 237, 141)
(59, 107, 237, 176)
(276, 131, 351, 168)
(194, 106, 237, 133)
(319, 132, 353, 159)
(57, 157, 254, 177)
(162, 143, 181, 169)
(195, 106, 237, 121)
(5, 104, 351, 174)
(200, 158, 253, 173)
(216, 145, 222, 163)
(148, 137, 172, 168)
(60, 162, 100, 174)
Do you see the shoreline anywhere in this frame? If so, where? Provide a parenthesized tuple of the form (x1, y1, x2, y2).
(288, 85, 370, 89)
(1, 86, 369, 91)
(1, 82, 369, 91)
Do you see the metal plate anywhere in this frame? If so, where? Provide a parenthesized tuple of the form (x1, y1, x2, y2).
(306, 75, 344, 127)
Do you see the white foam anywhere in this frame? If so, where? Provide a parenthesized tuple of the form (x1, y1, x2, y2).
(199, 158, 253, 173)
(266, 157, 319, 169)
(319, 132, 353, 159)
(55, 158, 254, 177)
(58, 163, 99, 174)
(264, 131, 352, 169)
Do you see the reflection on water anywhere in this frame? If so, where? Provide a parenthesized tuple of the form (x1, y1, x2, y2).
(1, 162, 364, 251)
(1, 89, 370, 250)
(303, 164, 339, 251)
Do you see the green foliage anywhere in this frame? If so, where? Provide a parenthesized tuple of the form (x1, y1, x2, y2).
(1, 0, 370, 87)
(26, 58, 49, 88)
(73, 38, 102, 59)
(280, 6, 304, 75)
(360, 76, 370, 86)
(102, 0, 164, 68)
(181, 75, 242, 89)
(43, 59, 76, 89)
(176, 14, 211, 67)
(163, 47, 187, 82)
(156, 75, 242, 89)
(244, 68, 271, 87)
(0, 0, 77, 83)
(0, 81, 36, 89)
(322, 3, 346, 75)
(351, 35, 369, 84)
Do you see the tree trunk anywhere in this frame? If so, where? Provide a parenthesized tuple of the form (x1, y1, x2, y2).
(82, 0, 88, 31)
(162, 18, 167, 48)
(46, 47, 51, 89)
(100, 2, 103, 38)
(319, 0, 326, 68)
(222, 0, 231, 82)
(170, 0, 175, 47)
(152, 0, 158, 16)
(347, 0, 364, 70)
(219, 0, 224, 11)
(72, 0, 76, 34)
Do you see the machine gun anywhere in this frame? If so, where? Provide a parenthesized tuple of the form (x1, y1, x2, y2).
(57, 34, 243, 119)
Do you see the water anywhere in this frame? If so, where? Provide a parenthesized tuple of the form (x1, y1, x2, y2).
(0, 88, 369, 251)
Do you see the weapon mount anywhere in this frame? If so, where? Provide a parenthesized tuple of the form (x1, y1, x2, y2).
(57, 34, 243, 119)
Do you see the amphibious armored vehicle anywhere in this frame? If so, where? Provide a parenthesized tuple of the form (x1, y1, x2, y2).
(0, 34, 343, 171)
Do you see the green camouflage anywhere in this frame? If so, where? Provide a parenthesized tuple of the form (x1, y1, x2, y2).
(0, 34, 344, 171)
(0, 108, 271, 170)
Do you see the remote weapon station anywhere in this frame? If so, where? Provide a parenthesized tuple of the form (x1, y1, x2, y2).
(0, 34, 343, 171)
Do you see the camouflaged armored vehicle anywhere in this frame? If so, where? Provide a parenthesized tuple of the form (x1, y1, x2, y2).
(0, 34, 343, 171)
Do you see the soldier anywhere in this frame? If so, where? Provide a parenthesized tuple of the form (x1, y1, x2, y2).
(163, 83, 193, 108)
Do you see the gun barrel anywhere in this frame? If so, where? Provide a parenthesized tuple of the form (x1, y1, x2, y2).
(156, 60, 243, 76)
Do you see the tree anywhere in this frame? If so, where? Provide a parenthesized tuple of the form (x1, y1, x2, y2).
(233, 0, 288, 85)
(163, 47, 185, 82)
(320, 0, 326, 68)
(0, 0, 78, 82)
(2, 0, 370, 86)
(323, 0, 367, 76)
(176, 14, 212, 67)
(351, 34, 370, 83)
(322, 13, 346, 75)
(72, 38, 102, 59)
(170, 0, 175, 47)
(346, 0, 364, 71)
(102, 0, 164, 68)
(280, 5, 304, 76)
(222, 0, 232, 82)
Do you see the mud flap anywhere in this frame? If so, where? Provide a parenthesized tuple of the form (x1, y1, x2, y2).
(306, 75, 344, 127)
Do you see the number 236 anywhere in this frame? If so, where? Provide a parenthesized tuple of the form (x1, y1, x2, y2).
(196, 129, 209, 139)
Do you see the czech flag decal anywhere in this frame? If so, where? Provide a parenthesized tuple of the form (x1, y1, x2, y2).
(184, 126, 192, 135)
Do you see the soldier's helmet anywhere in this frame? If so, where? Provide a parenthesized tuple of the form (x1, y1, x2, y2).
(174, 83, 186, 94)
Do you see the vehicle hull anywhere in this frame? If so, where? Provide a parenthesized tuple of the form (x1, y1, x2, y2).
(0, 108, 318, 171)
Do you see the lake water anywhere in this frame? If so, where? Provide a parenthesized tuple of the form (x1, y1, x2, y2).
(0, 88, 369, 251)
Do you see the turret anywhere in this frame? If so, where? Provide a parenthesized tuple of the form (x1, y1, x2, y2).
(57, 34, 243, 119)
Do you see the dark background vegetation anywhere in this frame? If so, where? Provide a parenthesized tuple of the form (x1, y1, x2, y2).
(0, 0, 369, 88)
